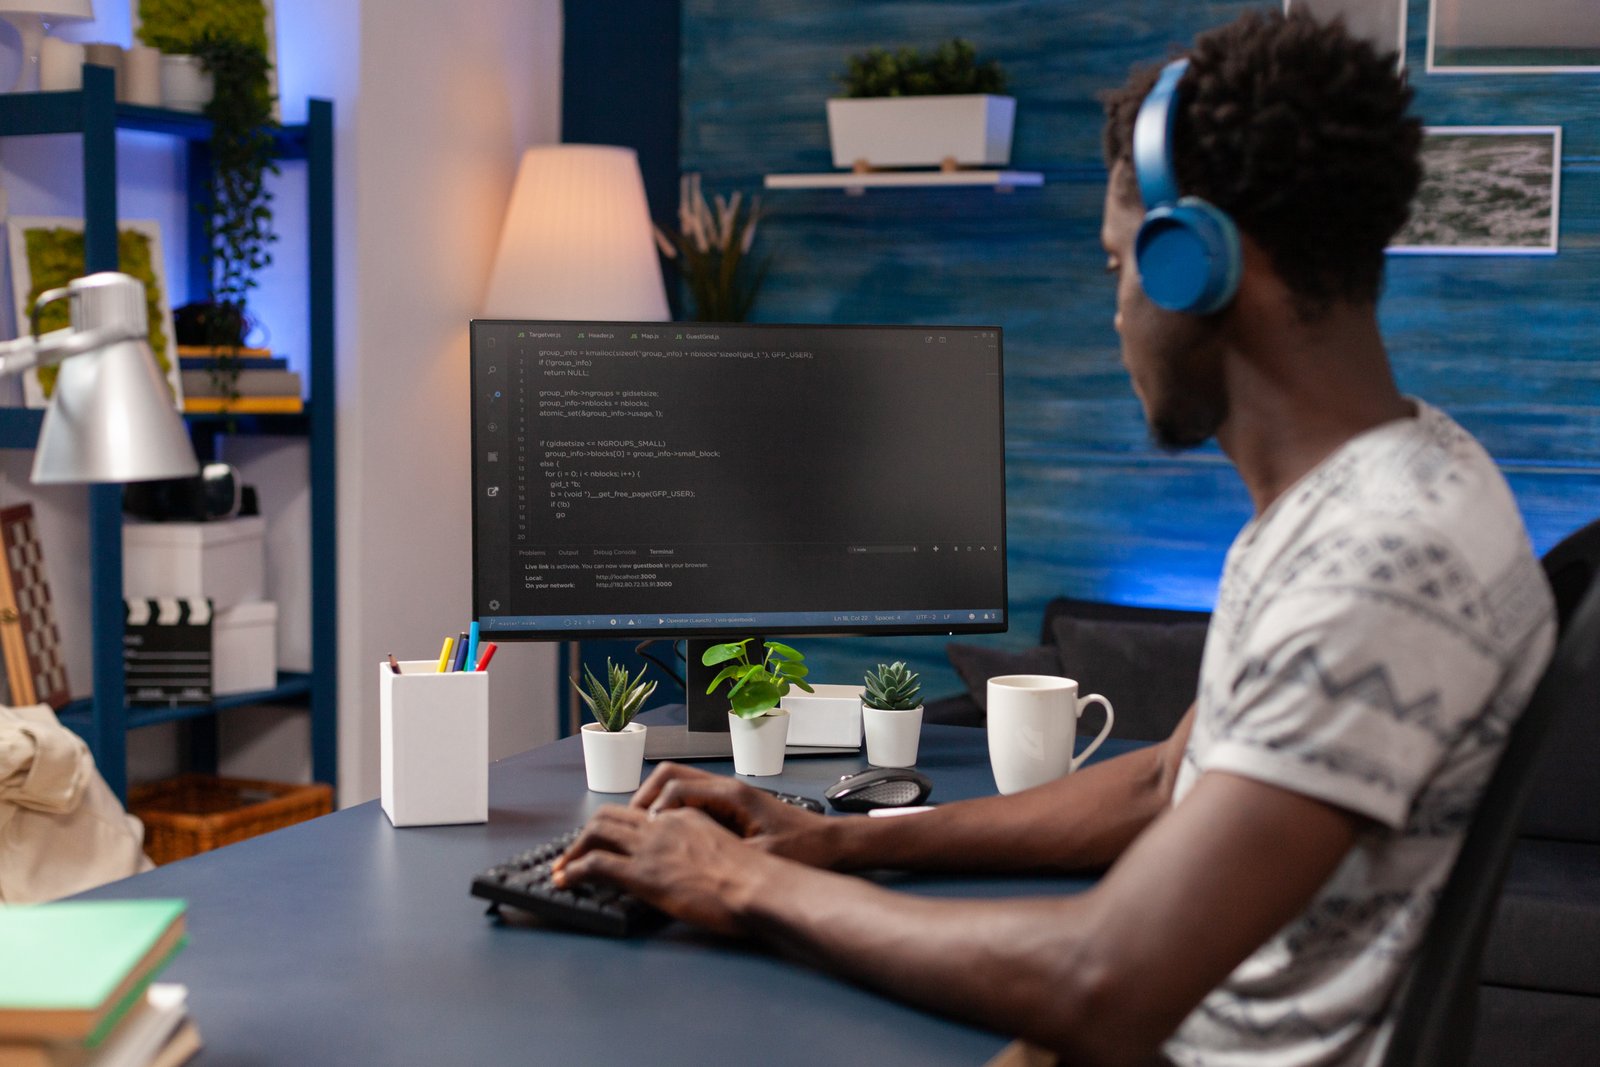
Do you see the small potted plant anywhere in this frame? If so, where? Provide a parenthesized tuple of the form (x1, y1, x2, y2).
(653, 173, 769, 322)
(861, 661, 924, 767)
(575, 659, 657, 793)
(702, 639, 813, 775)
(827, 38, 1014, 171)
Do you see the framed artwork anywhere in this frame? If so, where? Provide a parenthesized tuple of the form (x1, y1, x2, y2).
(0, 504, 70, 709)
(1285, 0, 1406, 70)
(131, 0, 280, 120)
(1428, 0, 1600, 73)
(1389, 128, 1561, 256)
(5, 216, 183, 409)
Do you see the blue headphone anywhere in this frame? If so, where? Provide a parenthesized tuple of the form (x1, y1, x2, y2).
(1132, 58, 1241, 315)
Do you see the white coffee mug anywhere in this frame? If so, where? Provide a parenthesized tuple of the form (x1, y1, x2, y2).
(986, 675, 1114, 795)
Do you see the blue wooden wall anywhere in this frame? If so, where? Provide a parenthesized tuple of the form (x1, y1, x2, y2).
(678, 0, 1600, 700)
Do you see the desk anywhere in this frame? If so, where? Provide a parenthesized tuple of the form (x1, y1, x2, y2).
(79, 709, 1133, 1065)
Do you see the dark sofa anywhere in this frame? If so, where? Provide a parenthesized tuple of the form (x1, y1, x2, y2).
(930, 582, 1600, 1064)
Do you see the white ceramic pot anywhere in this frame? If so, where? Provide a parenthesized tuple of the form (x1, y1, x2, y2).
(580, 721, 648, 793)
(728, 709, 789, 776)
(862, 703, 924, 767)
(159, 54, 214, 113)
(825, 94, 1016, 170)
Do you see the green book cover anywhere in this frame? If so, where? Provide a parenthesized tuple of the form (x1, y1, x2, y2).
(0, 900, 186, 1023)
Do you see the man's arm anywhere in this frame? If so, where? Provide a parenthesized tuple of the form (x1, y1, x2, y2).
(628, 705, 1196, 876)
(560, 768, 1360, 1067)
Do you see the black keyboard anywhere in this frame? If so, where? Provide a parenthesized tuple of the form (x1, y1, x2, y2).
(471, 791, 824, 937)
(472, 826, 666, 937)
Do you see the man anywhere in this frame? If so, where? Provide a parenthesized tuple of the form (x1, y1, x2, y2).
(554, 11, 1556, 1065)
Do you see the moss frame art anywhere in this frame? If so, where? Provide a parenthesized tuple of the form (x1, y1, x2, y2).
(132, 0, 280, 120)
(5, 218, 183, 409)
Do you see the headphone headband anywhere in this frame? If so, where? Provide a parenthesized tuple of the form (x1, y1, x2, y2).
(1133, 58, 1188, 208)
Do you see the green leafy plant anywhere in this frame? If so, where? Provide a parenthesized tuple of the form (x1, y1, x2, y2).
(839, 38, 1007, 98)
(190, 31, 279, 401)
(863, 661, 922, 711)
(575, 659, 658, 732)
(653, 173, 769, 322)
(702, 639, 814, 719)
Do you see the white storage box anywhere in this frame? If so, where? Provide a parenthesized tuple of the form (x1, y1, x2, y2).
(782, 684, 865, 748)
(124, 516, 265, 611)
(380, 660, 489, 827)
(826, 94, 1016, 169)
(213, 600, 277, 696)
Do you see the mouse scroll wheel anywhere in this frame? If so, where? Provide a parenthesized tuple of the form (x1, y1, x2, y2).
(863, 780, 923, 805)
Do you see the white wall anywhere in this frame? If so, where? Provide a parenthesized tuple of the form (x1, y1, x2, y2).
(0, 0, 564, 806)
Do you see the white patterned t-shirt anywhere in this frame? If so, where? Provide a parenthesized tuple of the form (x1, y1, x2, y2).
(1162, 401, 1554, 1067)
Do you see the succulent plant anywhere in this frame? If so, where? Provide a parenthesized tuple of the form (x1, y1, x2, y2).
(863, 661, 922, 711)
(575, 659, 658, 732)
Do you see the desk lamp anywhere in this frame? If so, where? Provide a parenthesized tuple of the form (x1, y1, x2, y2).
(0, 271, 199, 483)
(482, 144, 669, 321)
(0, 0, 93, 92)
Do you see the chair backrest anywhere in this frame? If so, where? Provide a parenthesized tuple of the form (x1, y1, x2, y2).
(1380, 570, 1600, 1067)
(1522, 517, 1600, 843)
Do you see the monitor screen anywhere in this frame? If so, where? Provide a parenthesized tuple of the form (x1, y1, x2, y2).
(470, 321, 1007, 642)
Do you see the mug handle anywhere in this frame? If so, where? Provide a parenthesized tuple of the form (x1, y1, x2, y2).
(1070, 694, 1115, 772)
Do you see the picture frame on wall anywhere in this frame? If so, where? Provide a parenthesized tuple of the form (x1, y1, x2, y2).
(1389, 127, 1562, 256)
(1284, 0, 1405, 70)
(130, 0, 280, 120)
(5, 216, 184, 408)
(1428, 0, 1600, 73)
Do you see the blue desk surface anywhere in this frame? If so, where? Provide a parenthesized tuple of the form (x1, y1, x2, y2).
(81, 711, 1133, 1065)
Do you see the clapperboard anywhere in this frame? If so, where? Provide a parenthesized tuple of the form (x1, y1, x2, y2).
(124, 598, 213, 705)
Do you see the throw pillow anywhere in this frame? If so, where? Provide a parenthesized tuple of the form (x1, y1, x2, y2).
(1050, 615, 1208, 741)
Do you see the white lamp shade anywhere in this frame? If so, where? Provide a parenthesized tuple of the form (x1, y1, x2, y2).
(0, 0, 93, 17)
(483, 144, 669, 322)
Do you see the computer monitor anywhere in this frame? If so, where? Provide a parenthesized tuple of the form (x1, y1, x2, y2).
(469, 320, 1007, 747)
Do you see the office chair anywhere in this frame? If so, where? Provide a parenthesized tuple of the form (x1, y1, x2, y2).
(1541, 516, 1600, 629)
(1379, 568, 1600, 1066)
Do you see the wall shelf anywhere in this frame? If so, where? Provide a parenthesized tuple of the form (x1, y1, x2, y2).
(0, 66, 338, 801)
(763, 169, 1044, 193)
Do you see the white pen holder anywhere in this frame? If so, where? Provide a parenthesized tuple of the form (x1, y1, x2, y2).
(380, 660, 488, 827)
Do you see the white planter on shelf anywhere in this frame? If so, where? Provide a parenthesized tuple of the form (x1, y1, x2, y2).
(580, 722, 648, 793)
(728, 709, 789, 776)
(826, 94, 1016, 170)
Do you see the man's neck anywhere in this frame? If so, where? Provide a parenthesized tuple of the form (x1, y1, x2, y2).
(1214, 298, 1413, 517)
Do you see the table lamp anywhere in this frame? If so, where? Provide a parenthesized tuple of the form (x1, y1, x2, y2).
(0, 0, 94, 92)
(482, 144, 669, 321)
(0, 272, 199, 483)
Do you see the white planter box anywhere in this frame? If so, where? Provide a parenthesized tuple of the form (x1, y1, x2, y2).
(826, 94, 1016, 169)
(213, 600, 277, 696)
(782, 684, 864, 748)
(123, 516, 265, 611)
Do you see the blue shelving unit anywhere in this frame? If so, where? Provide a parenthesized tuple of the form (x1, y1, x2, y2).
(0, 65, 337, 800)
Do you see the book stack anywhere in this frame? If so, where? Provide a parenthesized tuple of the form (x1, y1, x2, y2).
(0, 901, 201, 1067)
(177, 346, 304, 415)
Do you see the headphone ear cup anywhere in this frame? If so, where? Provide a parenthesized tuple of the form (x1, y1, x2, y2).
(1134, 197, 1242, 315)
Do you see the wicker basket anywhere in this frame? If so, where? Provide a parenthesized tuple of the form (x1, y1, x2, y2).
(130, 774, 334, 865)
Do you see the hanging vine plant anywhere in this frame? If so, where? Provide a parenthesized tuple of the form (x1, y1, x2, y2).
(191, 31, 279, 400)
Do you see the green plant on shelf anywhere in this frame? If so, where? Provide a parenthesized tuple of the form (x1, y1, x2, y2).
(839, 38, 1007, 98)
(574, 659, 657, 732)
(701, 638, 814, 719)
(862, 661, 922, 711)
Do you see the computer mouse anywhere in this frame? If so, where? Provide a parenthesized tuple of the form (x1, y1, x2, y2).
(824, 767, 934, 813)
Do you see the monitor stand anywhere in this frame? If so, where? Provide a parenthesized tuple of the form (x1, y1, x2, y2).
(642, 638, 857, 761)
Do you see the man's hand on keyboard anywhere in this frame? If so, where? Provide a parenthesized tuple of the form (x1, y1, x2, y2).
(552, 803, 778, 937)
(627, 762, 841, 868)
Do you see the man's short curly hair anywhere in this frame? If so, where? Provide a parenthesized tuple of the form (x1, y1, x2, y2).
(1101, 9, 1422, 316)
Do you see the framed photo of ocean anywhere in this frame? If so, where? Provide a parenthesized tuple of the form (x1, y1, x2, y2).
(1389, 128, 1562, 256)
(1428, 0, 1600, 73)
(5, 217, 184, 409)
